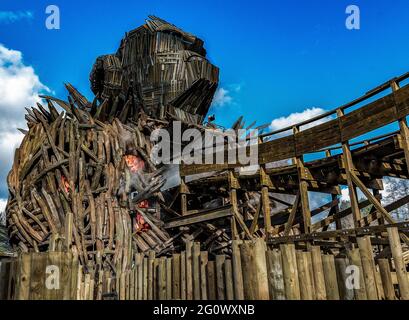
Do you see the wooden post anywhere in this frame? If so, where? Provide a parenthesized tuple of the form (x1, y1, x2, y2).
(180, 178, 188, 215)
(17, 254, 32, 300)
(322, 254, 340, 300)
(216, 255, 226, 300)
(392, 81, 409, 171)
(388, 227, 409, 300)
(260, 165, 273, 236)
(266, 249, 285, 300)
(293, 126, 312, 234)
(143, 257, 148, 300)
(186, 241, 193, 300)
(357, 236, 379, 300)
(138, 254, 143, 300)
(335, 257, 354, 300)
(166, 258, 172, 300)
(147, 251, 155, 300)
(378, 259, 396, 300)
(193, 242, 201, 300)
(172, 253, 181, 300)
(337, 108, 361, 227)
(130, 267, 135, 300)
(232, 240, 244, 300)
(296, 251, 314, 300)
(181, 251, 186, 300)
(346, 248, 367, 300)
(280, 243, 300, 300)
(229, 171, 252, 239)
(224, 259, 234, 300)
(310, 246, 327, 300)
(200, 251, 208, 300)
(207, 261, 217, 300)
(240, 239, 269, 300)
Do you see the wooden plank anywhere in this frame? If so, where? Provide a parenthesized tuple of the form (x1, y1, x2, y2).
(200, 251, 208, 300)
(16, 254, 32, 300)
(280, 244, 300, 300)
(239, 239, 269, 300)
(388, 227, 409, 300)
(147, 251, 155, 300)
(216, 255, 226, 300)
(29, 253, 48, 300)
(69, 253, 78, 300)
(231, 240, 244, 300)
(158, 258, 166, 300)
(357, 236, 379, 300)
(125, 271, 130, 300)
(186, 241, 193, 300)
(305, 251, 316, 300)
(164, 206, 232, 229)
(224, 259, 234, 300)
(172, 253, 181, 300)
(143, 257, 148, 300)
(166, 258, 172, 300)
(266, 249, 285, 300)
(296, 251, 314, 300)
(322, 254, 340, 300)
(310, 246, 327, 300)
(207, 261, 217, 300)
(119, 272, 126, 300)
(153, 258, 159, 300)
(193, 242, 201, 300)
(181, 251, 186, 300)
(137, 253, 143, 300)
(378, 259, 396, 300)
(130, 266, 135, 300)
(60, 252, 73, 300)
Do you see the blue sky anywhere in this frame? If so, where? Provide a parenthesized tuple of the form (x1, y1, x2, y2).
(1, 0, 409, 205)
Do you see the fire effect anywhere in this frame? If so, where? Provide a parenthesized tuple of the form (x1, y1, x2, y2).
(124, 155, 145, 173)
(61, 175, 70, 193)
(134, 213, 150, 233)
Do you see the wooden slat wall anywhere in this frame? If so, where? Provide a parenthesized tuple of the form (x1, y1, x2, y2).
(4, 230, 409, 300)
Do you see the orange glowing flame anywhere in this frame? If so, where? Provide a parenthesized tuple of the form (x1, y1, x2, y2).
(61, 175, 70, 193)
(124, 155, 144, 173)
(138, 200, 149, 209)
(134, 213, 150, 233)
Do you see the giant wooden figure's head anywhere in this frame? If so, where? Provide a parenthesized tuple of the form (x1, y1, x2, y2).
(90, 16, 219, 122)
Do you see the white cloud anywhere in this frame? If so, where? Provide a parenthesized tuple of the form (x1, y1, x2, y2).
(269, 107, 330, 132)
(0, 43, 50, 198)
(0, 198, 7, 212)
(0, 11, 33, 24)
(212, 87, 233, 107)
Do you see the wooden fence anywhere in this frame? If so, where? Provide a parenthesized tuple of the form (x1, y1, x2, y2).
(2, 227, 409, 300)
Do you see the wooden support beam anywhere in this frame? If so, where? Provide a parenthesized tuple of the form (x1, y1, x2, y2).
(284, 191, 300, 236)
(260, 166, 273, 236)
(388, 227, 409, 300)
(338, 108, 361, 227)
(349, 171, 409, 246)
(180, 178, 188, 216)
(229, 170, 253, 239)
(392, 81, 409, 173)
(293, 126, 311, 234)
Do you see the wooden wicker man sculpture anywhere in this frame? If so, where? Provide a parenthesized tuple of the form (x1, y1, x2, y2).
(5, 16, 219, 272)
